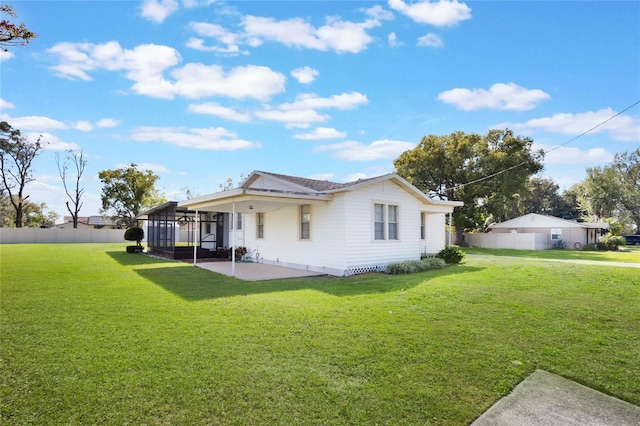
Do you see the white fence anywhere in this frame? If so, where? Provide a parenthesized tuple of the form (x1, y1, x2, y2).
(0, 228, 126, 244)
(465, 232, 548, 250)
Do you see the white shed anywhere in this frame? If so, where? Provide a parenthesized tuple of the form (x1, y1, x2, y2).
(178, 171, 463, 276)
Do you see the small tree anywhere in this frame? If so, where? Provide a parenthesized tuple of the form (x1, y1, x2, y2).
(124, 227, 144, 253)
(56, 150, 87, 229)
(0, 121, 44, 228)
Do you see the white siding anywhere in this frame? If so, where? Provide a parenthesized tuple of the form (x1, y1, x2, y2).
(249, 176, 298, 192)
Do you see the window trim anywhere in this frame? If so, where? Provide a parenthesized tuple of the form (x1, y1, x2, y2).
(373, 202, 400, 241)
(256, 212, 265, 239)
(299, 204, 311, 240)
(550, 228, 562, 240)
(420, 212, 426, 240)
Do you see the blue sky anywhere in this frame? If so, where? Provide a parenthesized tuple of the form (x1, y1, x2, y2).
(1, 0, 639, 221)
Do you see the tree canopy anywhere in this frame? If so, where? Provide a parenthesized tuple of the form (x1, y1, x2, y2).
(394, 129, 544, 244)
(98, 164, 165, 228)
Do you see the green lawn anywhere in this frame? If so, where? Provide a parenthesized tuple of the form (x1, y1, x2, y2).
(1, 244, 639, 425)
(464, 245, 640, 263)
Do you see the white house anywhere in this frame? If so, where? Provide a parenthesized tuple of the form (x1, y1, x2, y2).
(144, 171, 462, 276)
(487, 213, 609, 250)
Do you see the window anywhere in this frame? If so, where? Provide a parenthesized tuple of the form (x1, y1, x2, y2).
(374, 203, 399, 241)
(374, 204, 385, 240)
(229, 213, 243, 230)
(388, 205, 399, 240)
(551, 228, 562, 240)
(256, 212, 265, 239)
(300, 205, 311, 239)
(420, 212, 426, 240)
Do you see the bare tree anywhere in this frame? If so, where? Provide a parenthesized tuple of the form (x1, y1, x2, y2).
(56, 150, 87, 228)
(0, 121, 44, 228)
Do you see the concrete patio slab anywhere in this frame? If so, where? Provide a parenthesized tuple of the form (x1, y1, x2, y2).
(195, 261, 326, 281)
(471, 370, 640, 426)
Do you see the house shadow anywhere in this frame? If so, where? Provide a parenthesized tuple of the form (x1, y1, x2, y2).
(128, 260, 483, 301)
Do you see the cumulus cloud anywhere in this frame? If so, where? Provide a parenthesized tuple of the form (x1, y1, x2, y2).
(438, 82, 550, 111)
(501, 108, 640, 142)
(47, 41, 285, 101)
(130, 126, 260, 150)
(0, 98, 15, 110)
(389, 0, 471, 26)
(96, 118, 120, 128)
(242, 15, 380, 54)
(294, 127, 347, 140)
(0, 114, 67, 131)
(314, 139, 415, 161)
(536, 144, 615, 166)
(0, 50, 14, 62)
(291, 66, 319, 84)
(188, 102, 252, 122)
(364, 5, 395, 21)
(388, 32, 403, 47)
(417, 33, 443, 48)
(27, 132, 80, 151)
(140, 0, 179, 23)
(256, 92, 368, 128)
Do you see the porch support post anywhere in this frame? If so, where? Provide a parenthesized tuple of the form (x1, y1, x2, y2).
(231, 202, 236, 277)
(193, 209, 199, 265)
(448, 211, 452, 247)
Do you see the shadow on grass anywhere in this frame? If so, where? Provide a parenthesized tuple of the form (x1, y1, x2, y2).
(107, 250, 175, 266)
(129, 261, 483, 301)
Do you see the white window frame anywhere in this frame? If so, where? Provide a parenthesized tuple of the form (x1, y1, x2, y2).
(229, 213, 243, 230)
(551, 228, 562, 240)
(256, 212, 265, 239)
(374, 203, 399, 241)
(420, 212, 426, 240)
(299, 204, 311, 240)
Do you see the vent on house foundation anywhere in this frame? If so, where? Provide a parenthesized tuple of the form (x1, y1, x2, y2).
(344, 264, 387, 276)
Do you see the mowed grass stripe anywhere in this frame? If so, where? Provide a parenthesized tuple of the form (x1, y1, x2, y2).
(1, 244, 638, 425)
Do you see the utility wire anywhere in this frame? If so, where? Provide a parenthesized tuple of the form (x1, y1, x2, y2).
(444, 99, 640, 192)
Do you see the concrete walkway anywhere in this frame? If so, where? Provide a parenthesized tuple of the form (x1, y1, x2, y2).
(195, 261, 326, 281)
(472, 370, 640, 425)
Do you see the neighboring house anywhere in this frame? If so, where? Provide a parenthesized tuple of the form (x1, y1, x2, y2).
(141, 170, 462, 276)
(489, 213, 609, 250)
(56, 216, 121, 229)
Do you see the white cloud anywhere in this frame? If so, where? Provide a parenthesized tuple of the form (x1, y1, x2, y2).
(140, 0, 179, 23)
(96, 118, 120, 128)
(294, 127, 347, 140)
(0, 114, 67, 131)
(242, 15, 380, 54)
(48, 41, 285, 101)
(0, 50, 15, 62)
(536, 144, 615, 166)
(308, 173, 334, 181)
(364, 5, 395, 21)
(171, 63, 285, 101)
(0, 98, 15, 110)
(130, 126, 260, 150)
(438, 82, 550, 111)
(186, 37, 245, 55)
(27, 132, 80, 151)
(256, 92, 368, 128)
(188, 102, 251, 122)
(388, 32, 403, 47)
(502, 108, 640, 142)
(291, 66, 319, 84)
(417, 33, 443, 48)
(389, 0, 471, 26)
(74, 121, 93, 131)
(314, 139, 415, 161)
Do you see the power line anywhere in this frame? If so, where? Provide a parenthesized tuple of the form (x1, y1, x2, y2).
(444, 99, 640, 193)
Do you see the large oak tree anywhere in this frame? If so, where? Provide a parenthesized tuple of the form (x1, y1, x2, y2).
(394, 129, 544, 244)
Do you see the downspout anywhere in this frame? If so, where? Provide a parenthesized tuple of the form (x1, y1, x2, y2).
(193, 209, 199, 265)
(231, 201, 236, 277)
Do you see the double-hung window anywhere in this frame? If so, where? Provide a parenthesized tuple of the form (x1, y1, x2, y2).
(374, 203, 399, 241)
(551, 228, 562, 240)
(420, 212, 426, 240)
(300, 205, 311, 240)
(256, 212, 265, 239)
(230, 213, 243, 230)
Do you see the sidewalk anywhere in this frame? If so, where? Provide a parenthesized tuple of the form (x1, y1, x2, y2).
(471, 370, 640, 425)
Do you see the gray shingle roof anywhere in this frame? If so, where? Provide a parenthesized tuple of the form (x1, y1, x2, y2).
(255, 171, 377, 192)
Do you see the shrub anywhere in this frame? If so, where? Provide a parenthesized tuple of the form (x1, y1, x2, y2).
(437, 246, 465, 264)
(124, 227, 144, 247)
(386, 257, 447, 275)
(600, 234, 625, 251)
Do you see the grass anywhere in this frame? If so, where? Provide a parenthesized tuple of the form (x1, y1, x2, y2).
(1, 243, 639, 425)
(464, 245, 640, 264)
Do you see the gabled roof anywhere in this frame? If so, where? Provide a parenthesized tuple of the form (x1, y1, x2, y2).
(490, 213, 609, 230)
(245, 171, 355, 192)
